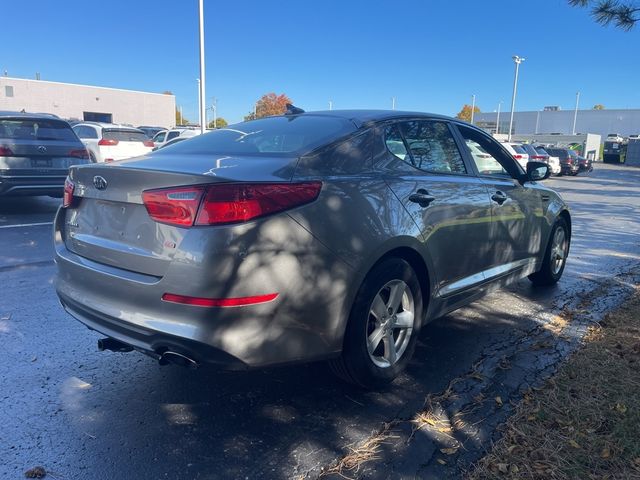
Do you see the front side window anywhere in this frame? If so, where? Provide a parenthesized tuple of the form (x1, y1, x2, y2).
(153, 131, 166, 143)
(457, 125, 522, 178)
(386, 121, 467, 174)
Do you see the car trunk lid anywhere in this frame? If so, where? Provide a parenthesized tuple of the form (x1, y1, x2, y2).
(62, 153, 298, 277)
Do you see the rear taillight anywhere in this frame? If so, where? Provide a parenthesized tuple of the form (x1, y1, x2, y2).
(530, 155, 545, 160)
(142, 182, 322, 227)
(98, 139, 119, 146)
(0, 145, 14, 156)
(69, 149, 89, 159)
(142, 186, 206, 226)
(143, 140, 154, 147)
(63, 177, 75, 208)
(513, 154, 523, 159)
(195, 182, 322, 226)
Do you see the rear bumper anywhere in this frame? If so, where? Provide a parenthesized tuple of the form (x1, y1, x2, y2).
(0, 171, 66, 196)
(53, 207, 351, 368)
(560, 163, 579, 175)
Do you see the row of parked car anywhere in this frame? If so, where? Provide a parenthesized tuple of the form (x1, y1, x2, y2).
(502, 142, 593, 176)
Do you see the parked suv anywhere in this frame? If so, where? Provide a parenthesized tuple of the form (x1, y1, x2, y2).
(152, 127, 201, 148)
(502, 142, 529, 168)
(0, 111, 90, 196)
(545, 147, 580, 176)
(519, 144, 561, 176)
(137, 126, 166, 139)
(73, 123, 154, 163)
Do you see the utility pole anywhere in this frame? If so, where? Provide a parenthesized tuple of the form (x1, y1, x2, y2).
(179, 106, 183, 126)
(470, 94, 476, 124)
(495, 101, 502, 135)
(212, 97, 217, 128)
(508, 55, 525, 141)
(572, 91, 580, 135)
(198, 0, 206, 134)
(391, 97, 396, 110)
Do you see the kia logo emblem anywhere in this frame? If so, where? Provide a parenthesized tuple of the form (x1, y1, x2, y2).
(37, 145, 47, 152)
(93, 175, 108, 190)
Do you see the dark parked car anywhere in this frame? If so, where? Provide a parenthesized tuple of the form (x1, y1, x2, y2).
(54, 110, 571, 388)
(576, 155, 593, 173)
(545, 147, 580, 176)
(137, 126, 167, 139)
(0, 111, 91, 196)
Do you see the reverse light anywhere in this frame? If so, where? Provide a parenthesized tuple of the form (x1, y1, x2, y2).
(142, 182, 322, 227)
(161, 292, 278, 307)
(63, 177, 75, 208)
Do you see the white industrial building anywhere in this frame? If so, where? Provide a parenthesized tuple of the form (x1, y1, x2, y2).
(474, 108, 640, 139)
(0, 76, 175, 127)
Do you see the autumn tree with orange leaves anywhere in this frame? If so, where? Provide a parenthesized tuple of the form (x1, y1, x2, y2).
(245, 92, 293, 120)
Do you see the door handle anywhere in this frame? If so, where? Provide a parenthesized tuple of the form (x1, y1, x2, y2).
(491, 191, 508, 205)
(408, 189, 436, 208)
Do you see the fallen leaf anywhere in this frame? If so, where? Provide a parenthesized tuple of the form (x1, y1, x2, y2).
(24, 466, 46, 478)
(616, 403, 628, 414)
(497, 463, 509, 474)
(527, 415, 537, 422)
(510, 464, 520, 474)
(569, 440, 581, 449)
(495, 396, 503, 407)
(601, 447, 611, 459)
(440, 447, 458, 455)
(437, 459, 447, 465)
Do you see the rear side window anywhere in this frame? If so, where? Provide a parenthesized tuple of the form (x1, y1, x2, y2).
(391, 121, 467, 174)
(166, 131, 180, 141)
(153, 131, 166, 143)
(0, 118, 77, 141)
(74, 125, 98, 139)
(157, 116, 357, 156)
(102, 129, 148, 142)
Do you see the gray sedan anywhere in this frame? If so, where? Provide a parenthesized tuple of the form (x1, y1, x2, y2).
(54, 110, 570, 388)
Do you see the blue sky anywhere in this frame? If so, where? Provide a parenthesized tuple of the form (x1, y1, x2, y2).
(3, 0, 639, 124)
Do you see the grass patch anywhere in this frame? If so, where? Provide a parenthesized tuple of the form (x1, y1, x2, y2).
(468, 290, 640, 479)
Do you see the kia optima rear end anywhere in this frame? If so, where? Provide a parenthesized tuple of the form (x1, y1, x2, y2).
(54, 114, 358, 369)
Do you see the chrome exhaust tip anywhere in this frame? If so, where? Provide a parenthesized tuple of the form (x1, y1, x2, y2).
(159, 351, 199, 369)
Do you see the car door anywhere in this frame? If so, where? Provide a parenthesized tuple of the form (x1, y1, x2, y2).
(454, 124, 545, 277)
(381, 120, 494, 299)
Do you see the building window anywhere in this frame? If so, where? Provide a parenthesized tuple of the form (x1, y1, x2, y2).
(83, 111, 113, 123)
(5, 86, 14, 97)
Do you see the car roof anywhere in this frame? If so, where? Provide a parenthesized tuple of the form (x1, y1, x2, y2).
(270, 109, 458, 128)
(74, 122, 144, 132)
(0, 110, 62, 120)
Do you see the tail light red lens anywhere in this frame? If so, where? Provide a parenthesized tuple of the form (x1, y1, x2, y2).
(98, 139, 119, 146)
(142, 182, 322, 227)
(195, 182, 322, 226)
(143, 140, 154, 147)
(63, 177, 75, 208)
(162, 292, 278, 308)
(513, 154, 523, 159)
(142, 186, 205, 226)
(0, 145, 14, 156)
(69, 149, 89, 159)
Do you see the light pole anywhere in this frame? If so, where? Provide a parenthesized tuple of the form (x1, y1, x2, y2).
(470, 94, 476, 124)
(328, 100, 333, 111)
(391, 97, 396, 110)
(495, 101, 502, 134)
(197, 0, 206, 134)
(211, 97, 217, 129)
(508, 55, 525, 141)
(197, 78, 202, 128)
(572, 91, 580, 135)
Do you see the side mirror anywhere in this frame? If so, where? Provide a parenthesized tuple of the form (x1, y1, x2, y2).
(526, 161, 551, 182)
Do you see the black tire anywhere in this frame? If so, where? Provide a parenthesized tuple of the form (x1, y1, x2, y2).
(330, 258, 423, 389)
(529, 217, 570, 286)
(89, 151, 97, 163)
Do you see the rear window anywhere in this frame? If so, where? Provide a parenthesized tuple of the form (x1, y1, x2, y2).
(534, 147, 549, 155)
(0, 118, 77, 141)
(510, 144, 526, 154)
(157, 115, 357, 156)
(103, 129, 149, 142)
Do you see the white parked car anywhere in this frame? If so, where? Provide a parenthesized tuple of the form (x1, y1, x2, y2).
(73, 123, 154, 163)
(534, 146, 561, 176)
(152, 127, 201, 149)
(606, 133, 624, 142)
(502, 142, 529, 168)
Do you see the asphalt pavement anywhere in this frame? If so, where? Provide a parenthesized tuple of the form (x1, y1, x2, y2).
(1, 164, 639, 480)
